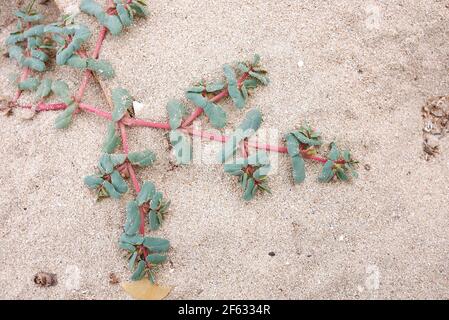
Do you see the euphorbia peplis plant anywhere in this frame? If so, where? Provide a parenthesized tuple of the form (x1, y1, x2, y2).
(3, 0, 359, 287)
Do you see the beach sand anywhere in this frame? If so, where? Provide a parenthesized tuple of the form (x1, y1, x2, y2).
(0, 0, 448, 299)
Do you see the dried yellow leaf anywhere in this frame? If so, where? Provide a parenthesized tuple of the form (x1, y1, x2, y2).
(121, 278, 170, 300)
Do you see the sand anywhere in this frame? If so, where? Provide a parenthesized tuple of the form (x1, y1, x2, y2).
(0, 0, 448, 299)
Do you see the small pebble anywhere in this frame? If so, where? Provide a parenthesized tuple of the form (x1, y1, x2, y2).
(268, 252, 275, 257)
(364, 164, 371, 171)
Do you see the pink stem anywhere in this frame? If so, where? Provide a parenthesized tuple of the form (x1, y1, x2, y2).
(78, 103, 112, 120)
(181, 72, 250, 127)
(122, 117, 171, 130)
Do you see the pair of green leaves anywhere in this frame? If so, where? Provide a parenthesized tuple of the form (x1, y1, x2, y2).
(80, 0, 148, 36)
(84, 154, 128, 199)
(119, 232, 170, 281)
(318, 143, 358, 183)
(224, 152, 271, 201)
(135, 181, 170, 231)
(185, 91, 227, 129)
(166, 100, 192, 164)
(65, 55, 115, 79)
(218, 109, 262, 163)
(286, 124, 322, 184)
(8, 45, 46, 72)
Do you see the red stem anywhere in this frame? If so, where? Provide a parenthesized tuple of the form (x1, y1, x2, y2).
(181, 72, 250, 127)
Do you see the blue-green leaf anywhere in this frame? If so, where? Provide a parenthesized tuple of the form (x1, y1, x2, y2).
(143, 237, 170, 253)
(185, 92, 227, 128)
(66, 55, 88, 69)
(218, 109, 262, 163)
(146, 254, 166, 265)
(136, 181, 155, 206)
(18, 78, 40, 91)
(86, 58, 115, 79)
(103, 180, 122, 199)
(111, 88, 132, 121)
(54, 103, 76, 129)
(131, 260, 146, 281)
(117, 3, 132, 27)
(111, 170, 128, 194)
(98, 154, 114, 175)
(328, 142, 340, 161)
(166, 100, 186, 130)
(84, 175, 104, 189)
(318, 160, 335, 183)
(128, 251, 138, 271)
(128, 150, 155, 167)
(102, 123, 121, 153)
(223, 64, 245, 109)
(149, 210, 160, 231)
(125, 201, 141, 236)
(35, 78, 52, 99)
(51, 80, 70, 98)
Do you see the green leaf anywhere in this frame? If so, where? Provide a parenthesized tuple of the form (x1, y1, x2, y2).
(8, 45, 24, 64)
(110, 153, 127, 167)
(318, 160, 335, 183)
(336, 168, 349, 181)
(128, 150, 155, 167)
(100, 15, 123, 36)
(149, 210, 160, 231)
(146, 254, 167, 265)
(136, 181, 155, 206)
(18, 78, 40, 91)
(129, 2, 148, 16)
(86, 58, 115, 79)
(128, 251, 138, 271)
(98, 154, 114, 174)
(51, 80, 70, 98)
(23, 57, 45, 72)
(84, 175, 104, 189)
(217, 109, 262, 163)
(131, 260, 146, 281)
(30, 49, 48, 62)
(117, 3, 132, 27)
(205, 81, 225, 92)
(223, 64, 245, 109)
(111, 170, 128, 194)
(143, 237, 170, 253)
(185, 92, 227, 128)
(286, 134, 300, 157)
(252, 54, 261, 66)
(102, 123, 121, 153)
(103, 180, 122, 199)
(292, 131, 321, 146)
(35, 78, 52, 99)
(150, 192, 162, 210)
(243, 178, 256, 201)
(54, 103, 76, 129)
(169, 130, 192, 165)
(238, 109, 262, 133)
(166, 100, 186, 129)
(291, 155, 306, 184)
(120, 233, 144, 245)
(125, 201, 141, 236)
(111, 88, 132, 121)
(80, 0, 104, 16)
(328, 142, 340, 161)
(23, 25, 45, 37)
(249, 70, 269, 85)
(66, 55, 88, 69)
(119, 241, 136, 252)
